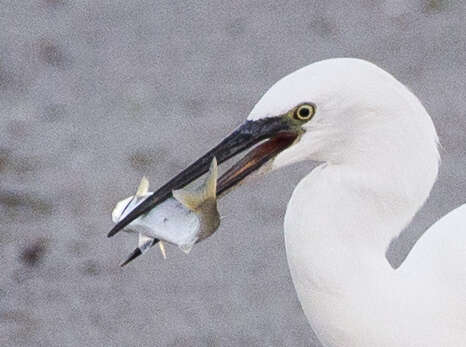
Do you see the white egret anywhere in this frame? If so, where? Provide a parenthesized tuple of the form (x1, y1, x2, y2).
(109, 58, 465, 347)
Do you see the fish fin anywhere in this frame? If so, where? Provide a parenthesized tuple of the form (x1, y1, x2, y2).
(135, 176, 149, 197)
(159, 241, 167, 259)
(203, 157, 217, 200)
(172, 157, 218, 211)
(171, 189, 201, 211)
(180, 244, 193, 254)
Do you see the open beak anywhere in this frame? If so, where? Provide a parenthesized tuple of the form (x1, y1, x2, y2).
(108, 116, 300, 238)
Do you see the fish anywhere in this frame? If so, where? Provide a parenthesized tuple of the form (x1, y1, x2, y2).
(111, 158, 220, 266)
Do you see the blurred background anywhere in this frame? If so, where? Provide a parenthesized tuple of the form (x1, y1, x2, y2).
(0, 1, 464, 346)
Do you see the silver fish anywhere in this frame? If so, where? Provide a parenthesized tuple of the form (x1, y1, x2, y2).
(112, 158, 220, 266)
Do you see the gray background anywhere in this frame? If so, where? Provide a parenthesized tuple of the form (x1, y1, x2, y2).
(0, 1, 464, 346)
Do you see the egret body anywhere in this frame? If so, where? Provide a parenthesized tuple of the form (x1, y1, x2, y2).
(251, 59, 465, 347)
(110, 58, 465, 347)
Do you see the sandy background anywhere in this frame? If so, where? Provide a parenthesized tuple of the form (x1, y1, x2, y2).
(0, 1, 464, 346)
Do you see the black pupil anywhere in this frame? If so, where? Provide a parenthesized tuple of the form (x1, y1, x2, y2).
(299, 107, 310, 118)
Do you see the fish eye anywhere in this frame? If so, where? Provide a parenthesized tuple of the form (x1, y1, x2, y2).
(294, 103, 315, 121)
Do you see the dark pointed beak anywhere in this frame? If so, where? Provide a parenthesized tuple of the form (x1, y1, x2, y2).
(108, 116, 299, 238)
(120, 238, 160, 267)
(120, 247, 142, 267)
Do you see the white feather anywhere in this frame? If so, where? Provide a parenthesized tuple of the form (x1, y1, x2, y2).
(249, 58, 464, 346)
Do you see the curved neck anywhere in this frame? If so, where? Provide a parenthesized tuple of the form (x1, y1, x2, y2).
(285, 161, 434, 274)
(284, 161, 440, 346)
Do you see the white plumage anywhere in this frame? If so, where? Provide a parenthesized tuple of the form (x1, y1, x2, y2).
(248, 59, 465, 346)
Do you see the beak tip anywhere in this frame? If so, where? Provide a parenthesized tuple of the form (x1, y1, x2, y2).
(120, 259, 131, 267)
(107, 227, 120, 238)
(120, 248, 143, 267)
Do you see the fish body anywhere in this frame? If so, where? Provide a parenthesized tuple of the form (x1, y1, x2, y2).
(112, 193, 201, 252)
(112, 158, 220, 265)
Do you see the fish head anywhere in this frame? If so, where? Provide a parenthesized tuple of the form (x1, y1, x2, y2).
(111, 176, 152, 225)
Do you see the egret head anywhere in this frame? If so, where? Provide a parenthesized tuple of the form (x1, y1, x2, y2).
(248, 58, 439, 172)
(109, 58, 440, 237)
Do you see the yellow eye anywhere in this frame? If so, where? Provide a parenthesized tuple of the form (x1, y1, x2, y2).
(294, 103, 315, 121)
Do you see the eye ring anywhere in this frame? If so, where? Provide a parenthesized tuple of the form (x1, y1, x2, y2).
(294, 103, 315, 121)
